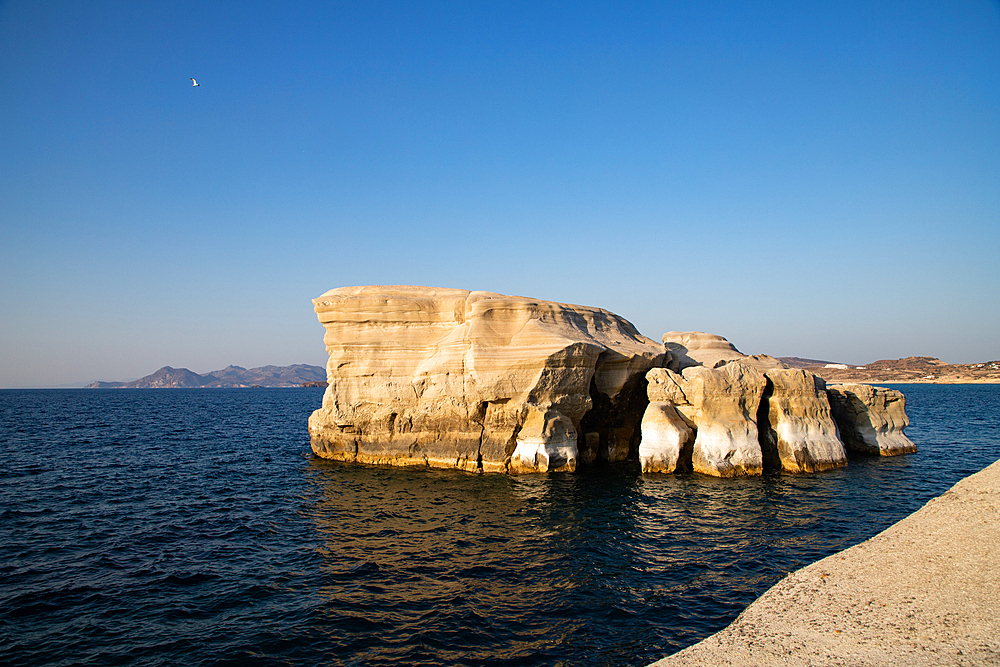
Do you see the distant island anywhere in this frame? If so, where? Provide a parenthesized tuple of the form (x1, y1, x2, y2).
(83, 356, 998, 390)
(778, 356, 1000, 384)
(85, 364, 327, 389)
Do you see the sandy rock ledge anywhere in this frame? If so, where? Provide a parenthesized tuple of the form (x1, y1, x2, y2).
(648, 458, 1000, 667)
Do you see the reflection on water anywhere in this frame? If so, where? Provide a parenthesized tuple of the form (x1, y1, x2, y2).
(300, 382, 1000, 665)
(304, 463, 636, 665)
(297, 455, 942, 664)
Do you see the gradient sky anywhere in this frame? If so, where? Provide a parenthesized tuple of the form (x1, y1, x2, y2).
(2, 1, 998, 387)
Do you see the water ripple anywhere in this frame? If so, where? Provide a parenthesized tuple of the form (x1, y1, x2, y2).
(0, 385, 998, 666)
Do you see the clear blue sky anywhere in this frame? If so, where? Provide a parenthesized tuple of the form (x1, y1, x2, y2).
(2, 0, 998, 387)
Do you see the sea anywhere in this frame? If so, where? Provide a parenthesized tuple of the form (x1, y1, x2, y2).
(2, 384, 998, 667)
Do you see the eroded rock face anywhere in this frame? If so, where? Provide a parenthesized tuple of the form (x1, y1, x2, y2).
(642, 364, 851, 476)
(308, 286, 666, 473)
(663, 331, 787, 372)
(643, 362, 767, 477)
(827, 383, 917, 456)
(308, 288, 915, 477)
(759, 370, 847, 473)
(639, 401, 693, 473)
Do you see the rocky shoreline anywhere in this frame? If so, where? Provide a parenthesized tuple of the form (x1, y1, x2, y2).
(648, 458, 1000, 666)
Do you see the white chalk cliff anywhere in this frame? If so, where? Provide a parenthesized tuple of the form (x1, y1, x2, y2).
(309, 293, 914, 476)
(307, 286, 665, 473)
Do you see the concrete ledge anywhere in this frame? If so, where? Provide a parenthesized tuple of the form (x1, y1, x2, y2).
(649, 459, 1000, 666)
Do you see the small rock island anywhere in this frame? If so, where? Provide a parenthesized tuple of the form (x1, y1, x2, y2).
(308, 286, 915, 476)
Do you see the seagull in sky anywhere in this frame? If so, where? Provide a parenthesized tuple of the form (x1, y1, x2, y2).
(190, 78, 200, 87)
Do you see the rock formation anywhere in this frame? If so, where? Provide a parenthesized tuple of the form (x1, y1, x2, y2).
(663, 331, 786, 372)
(307, 286, 665, 473)
(642, 363, 767, 477)
(759, 370, 847, 473)
(309, 294, 914, 476)
(641, 337, 848, 476)
(638, 401, 694, 474)
(827, 383, 917, 456)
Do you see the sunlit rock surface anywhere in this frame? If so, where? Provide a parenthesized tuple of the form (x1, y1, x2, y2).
(642, 366, 850, 476)
(827, 383, 917, 456)
(307, 286, 665, 473)
(308, 287, 914, 476)
(643, 362, 768, 477)
(639, 401, 694, 473)
(641, 334, 894, 476)
(760, 369, 847, 473)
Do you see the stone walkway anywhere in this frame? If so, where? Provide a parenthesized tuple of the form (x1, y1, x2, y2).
(649, 459, 1000, 666)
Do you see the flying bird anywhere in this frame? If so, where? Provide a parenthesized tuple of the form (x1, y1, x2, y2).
(190, 78, 200, 87)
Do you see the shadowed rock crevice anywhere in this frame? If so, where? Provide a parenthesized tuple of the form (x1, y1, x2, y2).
(756, 377, 781, 472)
(578, 372, 651, 465)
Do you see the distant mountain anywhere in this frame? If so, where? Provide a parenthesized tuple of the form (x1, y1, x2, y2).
(85, 364, 327, 388)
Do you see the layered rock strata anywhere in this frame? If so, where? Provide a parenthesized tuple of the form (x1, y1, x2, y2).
(310, 299, 914, 476)
(307, 286, 665, 473)
(827, 383, 917, 456)
(640, 336, 849, 476)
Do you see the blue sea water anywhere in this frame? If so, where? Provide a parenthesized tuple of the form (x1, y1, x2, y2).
(1, 384, 998, 667)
